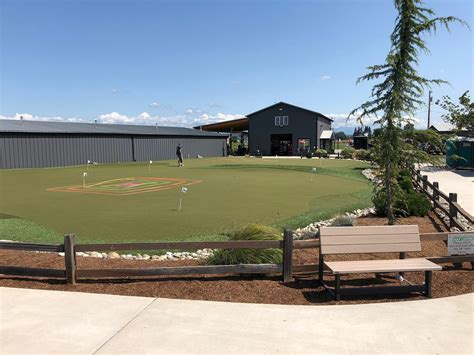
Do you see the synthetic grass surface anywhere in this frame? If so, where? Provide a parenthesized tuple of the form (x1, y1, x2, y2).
(0, 157, 372, 243)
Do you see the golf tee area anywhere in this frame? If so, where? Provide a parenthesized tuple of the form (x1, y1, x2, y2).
(0, 158, 372, 244)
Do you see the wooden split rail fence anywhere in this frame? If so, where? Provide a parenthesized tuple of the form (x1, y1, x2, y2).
(412, 169, 474, 232)
(0, 231, 472, 285)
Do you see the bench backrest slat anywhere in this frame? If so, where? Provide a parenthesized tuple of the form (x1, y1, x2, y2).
(320, 225, 421, 255)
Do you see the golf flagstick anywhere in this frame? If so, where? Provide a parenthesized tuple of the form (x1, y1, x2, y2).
(178, 186, 188, 211)
(311, 167, 316, 182)
(83, 172, 88, 189)
(149, 160, 152, 173)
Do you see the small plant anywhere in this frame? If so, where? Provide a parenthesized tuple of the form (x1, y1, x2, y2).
(354, 149, 371, 161)
(305, 151, 313, 159)
(373, 186, 431, 217)
(405, 193, 432, 217)
(330, 215, 355, 227)
(207, 224, 282, 265)
(314, 149, 328, 158)
(340, 147, 356, 159)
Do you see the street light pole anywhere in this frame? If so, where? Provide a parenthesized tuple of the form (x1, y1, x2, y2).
(427, 91, 432, 129)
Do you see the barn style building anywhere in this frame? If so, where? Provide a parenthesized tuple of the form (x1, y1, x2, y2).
(0, 119, 227, 169)
(195, 102, 334, 156)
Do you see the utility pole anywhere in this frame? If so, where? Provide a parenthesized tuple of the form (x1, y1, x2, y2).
(427, 90, 432, 129)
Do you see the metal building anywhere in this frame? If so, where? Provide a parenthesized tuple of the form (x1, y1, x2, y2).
(0, 120, 227, 169)
(195, 102, 334, 156)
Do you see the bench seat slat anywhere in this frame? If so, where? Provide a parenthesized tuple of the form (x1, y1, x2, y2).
(325, 258, 442, 274)
(321, 242, 422, 254)
(321, 233, 420, 245)
(321, 225, 419, 236)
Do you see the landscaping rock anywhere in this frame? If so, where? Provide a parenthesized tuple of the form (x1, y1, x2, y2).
(107, 252, 120, 259)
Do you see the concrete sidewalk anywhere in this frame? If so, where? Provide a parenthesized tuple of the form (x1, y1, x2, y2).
(1, 287, 472, 354)
(420, 167, 474, 216)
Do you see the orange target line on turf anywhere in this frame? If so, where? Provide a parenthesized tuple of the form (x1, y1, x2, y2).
(48, 177, 202, 196)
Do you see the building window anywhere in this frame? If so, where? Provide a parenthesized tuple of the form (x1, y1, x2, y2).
(275, 116, 289, 126)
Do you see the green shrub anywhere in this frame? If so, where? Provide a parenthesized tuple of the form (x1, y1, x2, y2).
(330, 215, 355, 227)
(340, 147, 356, 159)
(207, 224, 282, 265)
(354, 149, 371, 161)
(405, 192, 432, 216)
(373, 187, 405, 217)
(305, 151, 313, 159)
(314, 149, 328, 158)
(373, 188, 431, 217)
(398, 174, 414, 194)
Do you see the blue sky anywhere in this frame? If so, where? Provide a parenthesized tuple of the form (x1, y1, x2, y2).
(1, 0, 472, 131)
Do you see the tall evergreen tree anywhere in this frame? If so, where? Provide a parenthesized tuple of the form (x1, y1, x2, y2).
(349, 0, 464, 224)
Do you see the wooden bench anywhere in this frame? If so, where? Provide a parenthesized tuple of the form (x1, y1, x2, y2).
(319, 225, 442, 300)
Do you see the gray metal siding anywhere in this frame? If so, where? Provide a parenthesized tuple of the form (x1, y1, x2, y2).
(0, 133, 227, 169)
(0, 133, 133, 169)
(133, 136, 226, 162)
(249, 103, 332, 155)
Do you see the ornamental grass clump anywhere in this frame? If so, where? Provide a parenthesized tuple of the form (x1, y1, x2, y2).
(330, 215, 355, 227)
(207, 224, 282, 265)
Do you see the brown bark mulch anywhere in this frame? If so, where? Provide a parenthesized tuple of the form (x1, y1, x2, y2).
(0, 211, 472, 305)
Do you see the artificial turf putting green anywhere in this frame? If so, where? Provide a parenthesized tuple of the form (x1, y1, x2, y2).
(0, 157, 372, 243)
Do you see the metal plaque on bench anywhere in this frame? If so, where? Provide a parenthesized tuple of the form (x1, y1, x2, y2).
(448, 233, 474, 256)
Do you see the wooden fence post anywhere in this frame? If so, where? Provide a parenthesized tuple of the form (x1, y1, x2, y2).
(64, 234, 77, 285)
(422, 175, 428, 190)
(432, 182, 439, 202)
(449, 193, 458, 229)
(282, 229, 293, 283)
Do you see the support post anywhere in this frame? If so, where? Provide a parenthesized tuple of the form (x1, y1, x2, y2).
(318, 253, 324, 282)
(335, 274, 341, 301)
(282, 229, 293, 283)
(64, 234, 77, 285)
(416, 170, 421, 183)
(422, 175, 428, 191)
(399, 252, 406, 277)
(449, 193, 458, 228)
(425, 271, 432, 298)
(433, 182, 439, 202)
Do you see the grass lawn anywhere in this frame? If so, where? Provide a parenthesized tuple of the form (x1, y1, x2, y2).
(0, 157, 372, 244)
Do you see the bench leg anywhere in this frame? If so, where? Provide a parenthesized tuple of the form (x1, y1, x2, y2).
(335, 274, 341, 301)
(399, 252, 405, 278)
(425, 271, 432, 298)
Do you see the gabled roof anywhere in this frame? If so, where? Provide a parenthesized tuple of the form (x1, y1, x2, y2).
(246, 101, 333, 122)
(0, 119, 226, 137)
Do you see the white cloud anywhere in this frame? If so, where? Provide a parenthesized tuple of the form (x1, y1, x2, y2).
(320, 75, 331, 81)
(0, 113, 86, 123)
(0, 109, 243, 128)
(196, 112, 243, 123)
(325, 112, 378, 128)
(98, 112, 136, 124)
(185, 109, 194, 114)
(13, 113, 33, 120)
(326, 111, 429, 129)
(149, 101, 160, 108)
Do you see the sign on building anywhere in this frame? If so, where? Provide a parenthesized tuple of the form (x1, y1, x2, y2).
(447, 233, 474, 256)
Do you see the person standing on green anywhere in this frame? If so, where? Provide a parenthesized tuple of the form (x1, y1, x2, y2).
(176, 143, 183, 167)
